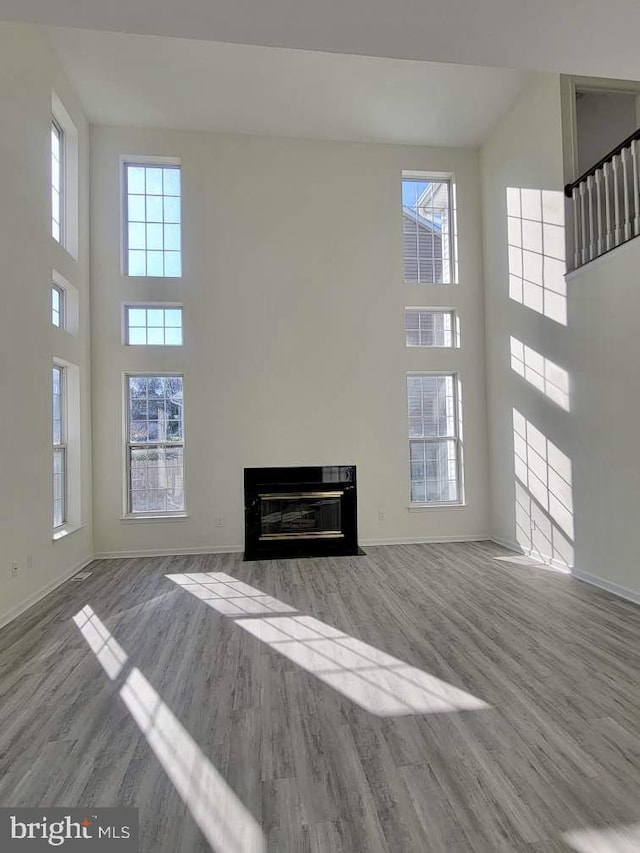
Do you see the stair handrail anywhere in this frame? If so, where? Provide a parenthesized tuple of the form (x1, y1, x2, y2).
(565, 127, 640, 198)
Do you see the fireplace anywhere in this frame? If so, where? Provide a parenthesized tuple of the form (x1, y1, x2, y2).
(244, 466, 360, 560)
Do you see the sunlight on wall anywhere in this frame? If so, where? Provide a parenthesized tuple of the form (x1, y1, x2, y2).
(72, 605, 128, 680)
(513, 409, 574, 568)
(507, 187, 567, 325)
(121, 667, 265, 853)
(563, 822, 640, 852)
(510, 336, 571, 411)
(167, 573, 489, 717)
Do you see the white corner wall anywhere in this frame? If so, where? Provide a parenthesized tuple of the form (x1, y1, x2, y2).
(0, 23, 93, 626)
(90, 128, 490, 555)
(481, 72, 640, 599)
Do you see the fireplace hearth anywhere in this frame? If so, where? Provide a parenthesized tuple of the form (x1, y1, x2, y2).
(244, 466, 360, 560)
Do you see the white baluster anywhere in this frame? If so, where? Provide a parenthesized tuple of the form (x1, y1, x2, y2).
(604, 160, 613, 251)
(595, 168, 604, 257)
(572, 187, 580, 270)
(613, 154, 622, 246)
(587, 174, 595, 260)
(632, 139, 640, 236)
(579, 181, 588, 265)
(622, 146, 631, 242)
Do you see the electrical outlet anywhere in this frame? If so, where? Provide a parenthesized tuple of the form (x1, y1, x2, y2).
(215, 516, 225, 528)
(10, 561, 19, 578)
(377, 511, 385, 521)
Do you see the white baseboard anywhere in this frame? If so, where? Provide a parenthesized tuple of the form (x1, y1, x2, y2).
(94, 544, 243, 559)
(571, 569, 640, 606)
(361, 534, 490, 547)
(0, 553, 95, 631)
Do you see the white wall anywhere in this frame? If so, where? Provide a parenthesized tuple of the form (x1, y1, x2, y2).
(576, 91, 637, 175)
(90, 128, 490, 556)
(0, 23, 92, 625)
(481, 73, 568, 558)
(481, 72, 640, 599)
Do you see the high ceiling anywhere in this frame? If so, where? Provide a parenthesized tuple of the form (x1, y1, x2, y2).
(45, 27, 526, 147)
(3, 0, 640, 79)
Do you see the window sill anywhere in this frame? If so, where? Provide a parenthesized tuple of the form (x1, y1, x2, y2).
(53, 523, 85, 541)
(120, 513, 190, 523)
(407, 502, 466, 512)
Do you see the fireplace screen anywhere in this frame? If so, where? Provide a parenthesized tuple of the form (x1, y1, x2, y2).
(259, 491, 343, 540)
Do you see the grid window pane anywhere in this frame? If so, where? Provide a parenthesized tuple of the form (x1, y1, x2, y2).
(125, 164, 181, 277)
(51, 120, 63, 243)
(405, 309, 455, 347)
(125, 306, 183, 347)
(402, 178, 453, 284)
(127, 375, 184, 514)
(407, 374, 461, 503)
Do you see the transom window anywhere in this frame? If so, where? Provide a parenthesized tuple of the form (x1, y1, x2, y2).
(407, 374, 462, 503)
(126, 375, 184, 514)
(52, 283, 64, 328)
(125, 163, 181, 278)
(405, 309, 456, 347)
(51, 118, 63, 243)
(402, 176, 454, 284)
(52, 365, 66, 528)
(125, 306, 183, 346)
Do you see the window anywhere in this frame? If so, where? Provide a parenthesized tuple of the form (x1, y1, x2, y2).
(405, 309, 457, 347)
(52, 283, 65, 328)
(125, 163, 181, 277)
(407, 374, 461, 503)
(125, 306, 183, 346)
(126, 376, 184, 514)
(52, 365, 66, 528)
(402, 176, 454, 284)
(51, 118, 63, 243)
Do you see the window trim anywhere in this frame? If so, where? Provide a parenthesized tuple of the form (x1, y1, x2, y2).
(407, 371, 464, 507)
(123, 372, 186, 518)
(123, 303, 184, 347)
(402, 171, 457, 286)
(121, 155, 182, 279)
(52, 364, 67, 529)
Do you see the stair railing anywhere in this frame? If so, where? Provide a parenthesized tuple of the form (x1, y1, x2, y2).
(565, 128, 640, 271)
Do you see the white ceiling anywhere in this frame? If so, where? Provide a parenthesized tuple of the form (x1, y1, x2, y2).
(4, 0, 640, 80)
(45, 28, 526, 147)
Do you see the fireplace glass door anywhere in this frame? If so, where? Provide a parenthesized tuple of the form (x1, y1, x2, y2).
(259, 491, 343, 540)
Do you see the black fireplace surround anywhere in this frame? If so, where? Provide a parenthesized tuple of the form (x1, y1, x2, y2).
(244, 466, 359, 560)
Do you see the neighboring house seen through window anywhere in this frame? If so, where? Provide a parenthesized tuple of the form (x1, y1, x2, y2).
(402, 176, 454, 284)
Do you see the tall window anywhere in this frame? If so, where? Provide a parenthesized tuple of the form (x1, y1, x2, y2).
(51, 118, 63, 243)
(125, 164, 181, 278)
(126, 376, 184, 514)
(52, 283, 65, 328)
(52, 365, 66, 528)
(402, 176, 454, 284)
(407, 374, 461, 503)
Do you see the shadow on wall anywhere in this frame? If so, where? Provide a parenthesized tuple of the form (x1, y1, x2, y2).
(507, 188, 567, 325)
(513, 409, 574, 569)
